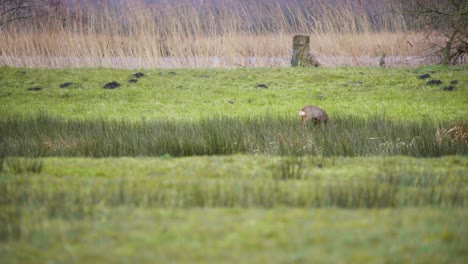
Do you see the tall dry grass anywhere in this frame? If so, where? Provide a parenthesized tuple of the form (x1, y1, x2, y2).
(0, 0, 449, 68)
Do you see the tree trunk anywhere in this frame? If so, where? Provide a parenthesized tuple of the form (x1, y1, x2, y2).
(444, 41, 452, 65)
(291, 35, 309, 67)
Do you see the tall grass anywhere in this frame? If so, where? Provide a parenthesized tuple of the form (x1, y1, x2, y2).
(0, 156, 465, 232)
(1, 114, 466, 157)
(0, 170, 464, 211)
(0, 0, 444, 68)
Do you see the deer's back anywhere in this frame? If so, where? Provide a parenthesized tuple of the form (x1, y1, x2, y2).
(301, 105, 328, 122)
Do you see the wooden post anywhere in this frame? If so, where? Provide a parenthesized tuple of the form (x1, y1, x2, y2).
(291, 35, 319, 67)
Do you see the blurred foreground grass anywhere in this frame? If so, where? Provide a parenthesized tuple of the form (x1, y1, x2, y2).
(1, 156, 465, 209)
(0, 155, 466, 264)
(0, 207, 466, 263)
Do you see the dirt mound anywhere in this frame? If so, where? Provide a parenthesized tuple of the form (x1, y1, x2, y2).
(59, 82, 74, 88)
(103, 81, 121, 89)
(27, 86, 42, 91)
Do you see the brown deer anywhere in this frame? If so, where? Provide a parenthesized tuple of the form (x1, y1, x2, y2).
(299, 105, 329, 128)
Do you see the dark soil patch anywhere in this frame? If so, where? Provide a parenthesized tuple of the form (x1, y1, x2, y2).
(443, 86, 455, 91)
(426, 80, 442, 86)
(27, 86, 42, 91)
(418, 74, 431, 79)
(59, 82, 74, 88)
(103, 81, 121, 89)
(134, 72, 145, 78)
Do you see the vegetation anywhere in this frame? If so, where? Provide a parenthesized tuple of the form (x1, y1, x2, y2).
(0, 65, 467, 262)
(1, 114, 467, 157)
(1, 155, 466, 208)
(0, 66, 466, 158)
(401, 0, 468, 65)
(0, 0, 461, 68)
(0, 156, 467, 263)
(0, 1, 466, 260)
(1, 207, 466, 263)
(0, 65, 466, 121)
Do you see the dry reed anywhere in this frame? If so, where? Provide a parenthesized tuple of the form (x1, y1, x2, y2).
(0, 0, 452, 68)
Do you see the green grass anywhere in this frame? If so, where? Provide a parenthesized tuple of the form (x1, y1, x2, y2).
(1, 156, 466, 208)
(1, 207, 467, 263)
(0, 156, 467, 263)
(0, 65, 467, 263)
(0, 65, 467, 121)
(1, 63, 468, 158)
(1, 114, 466, 157)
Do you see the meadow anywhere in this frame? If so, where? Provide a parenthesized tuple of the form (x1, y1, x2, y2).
(1, 0, 468, 262)
(0, 65, 467, 263)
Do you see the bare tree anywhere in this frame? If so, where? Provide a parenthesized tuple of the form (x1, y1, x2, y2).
(0, 0, 36, 26)
(402, 0, 468, 65)
(0, 0, 66, 27)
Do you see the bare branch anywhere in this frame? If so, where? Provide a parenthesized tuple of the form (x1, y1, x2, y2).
(400, 0, 468, 64)
(0, 0, 39, 26)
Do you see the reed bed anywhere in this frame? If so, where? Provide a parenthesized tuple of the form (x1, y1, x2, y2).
(0, 0, 448, 68)
(1, 114, 466, 158)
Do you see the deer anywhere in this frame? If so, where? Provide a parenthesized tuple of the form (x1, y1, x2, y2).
(299, 105, 329, 128)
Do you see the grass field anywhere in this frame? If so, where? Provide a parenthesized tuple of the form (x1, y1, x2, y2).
(0, 65, 467, 263)
(1, 207, 466, 263)
(0, 65, 466, 121)
(1, 156, 467, 263)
